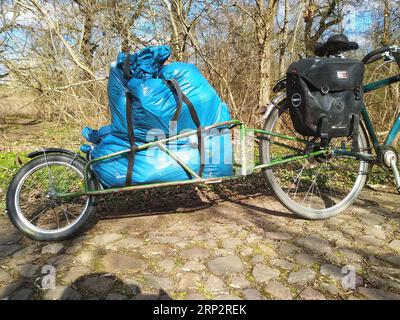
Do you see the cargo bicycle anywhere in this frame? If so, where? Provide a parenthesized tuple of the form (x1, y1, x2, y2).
(6, 36, 400, 241)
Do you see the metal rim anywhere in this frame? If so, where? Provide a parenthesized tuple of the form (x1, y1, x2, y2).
(266, 108, 368, 215)
(14, 161, 90, 235)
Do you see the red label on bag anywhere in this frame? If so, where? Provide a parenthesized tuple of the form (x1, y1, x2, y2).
(337, 71, 348, 79)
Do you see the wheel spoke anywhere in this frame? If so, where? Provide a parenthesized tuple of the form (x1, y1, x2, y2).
(15, 159, 90, 234)
(261, 104, 368, 217)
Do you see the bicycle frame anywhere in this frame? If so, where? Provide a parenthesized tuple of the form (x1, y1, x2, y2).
(363, 74, 400, 148)
(56, 74, 400, 200)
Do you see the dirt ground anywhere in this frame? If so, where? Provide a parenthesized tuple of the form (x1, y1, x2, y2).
(0, 122, 399, 300)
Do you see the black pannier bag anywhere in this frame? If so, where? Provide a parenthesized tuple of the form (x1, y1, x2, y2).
(286, 58, 365, 150)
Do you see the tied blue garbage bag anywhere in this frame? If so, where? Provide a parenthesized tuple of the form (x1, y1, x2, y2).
(127, 62, 231, 143)
(83, 45, 234, 188)
(88, 129, 233, 188)
(116, 46, 171, 79)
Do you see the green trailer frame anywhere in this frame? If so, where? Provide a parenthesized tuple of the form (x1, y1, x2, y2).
(55, 73, 400, 200)
(55, 121, 361, 200)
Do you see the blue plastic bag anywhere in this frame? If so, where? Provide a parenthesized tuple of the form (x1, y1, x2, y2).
(83, 46, 233, 188)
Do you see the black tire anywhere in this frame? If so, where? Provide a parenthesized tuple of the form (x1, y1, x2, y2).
(260, 100, 370, 220)
(6, 153, 97, 241)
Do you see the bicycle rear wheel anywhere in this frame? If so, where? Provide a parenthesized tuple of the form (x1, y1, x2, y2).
(260, 100, 370, 220)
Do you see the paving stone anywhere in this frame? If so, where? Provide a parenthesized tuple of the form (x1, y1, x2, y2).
(0, 281, 22, 299)
(259, 244, 278, 258)
(81, 276, 115, 293)
(246, 234, 263, 244)
(0, 233, 21, 245)
(208, 255, 243, 275)
(48, 255, 70, 269)
(182, 261, 206, 272)
(300, 287, 326, 300)
(75, 251, 95, 266)
(65, 244, 82, 254)
(320, 264, 344, 282)
(178, 273, 201, 290)
(11, 244, 38, 258)
(10, 288, 34, 300)
(294, 253, 321, 266)
(264, 281, 292, 300)
(105, 238, 144, 251)
(42, 243, 64, 255)
(222, 238, 242, 249)
(365, 226, 387, 240)
(140, 244, 170, 257)
(63, 266, 90, 284)
(230, 275, 250, 289)
(205, 275, 227, 294)
(102, 253, 147, 273)
(359, 213, 385, 226)
(181, 248, 210, 260)
(342, 226, 361, 238)
(0, 268, 12, 283)
(388, 240, 400, 252)
(151, 235, 182, 244)
(43, 286, 82, 300)
(385, 255, 400, 267)
(158, 259, 175, 272)
(240, 246, 253, 257)
(277, 244, 300, 256)
(270, 259, 295, 270)
(144, 275, 173, 290)
(264, 231, 292, 241)
(243, 289, 263, 300)
(288, 268, 316, 286)
(339, 248, 364, 263)
(320, 282, 341, 296)
(209, 225, 228, 235)
(366, 273, 400, 292)
(204, 240, 218, 248)
(15, 264, 39, 278)
(357, 235, 385, 247)
(0, 244, 20, 258)
(358, 287, 400, 300)
(87, 233, 123, 246)
(251, 255, 264, 264)
(106, 293, 128, 300)
(214, 294, 242, 300)
(295, 236, 332, 254)
(323, 231, 346, 242)
(186, 292, 205, 300)
(252, 264, 280, 284)
(324, 252, 343, 265)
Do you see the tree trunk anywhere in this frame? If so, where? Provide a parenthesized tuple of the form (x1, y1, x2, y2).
(258, 44, 272, 107)
(279, 0, 290, 77)
(382, 0, 391, 46)
(257, 0, 278, 108)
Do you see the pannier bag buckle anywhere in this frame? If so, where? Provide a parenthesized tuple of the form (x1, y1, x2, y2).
(321, 85, 330, 95)
(354, 88, 361, 100)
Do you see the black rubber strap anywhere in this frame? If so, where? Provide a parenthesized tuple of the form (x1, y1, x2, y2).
(125, 92, 136, 186)
(123, 48, 136, 186)
(182, 93, 205, 177)
(123, 48, 131, 80)
(351, 114, 360, 153)
(165, 79, 205, 177)
(320, 116, 330, 147)
(166, 79, 183, 129)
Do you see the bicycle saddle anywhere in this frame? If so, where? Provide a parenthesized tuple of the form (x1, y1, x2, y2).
(314, 34, 359, 57)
